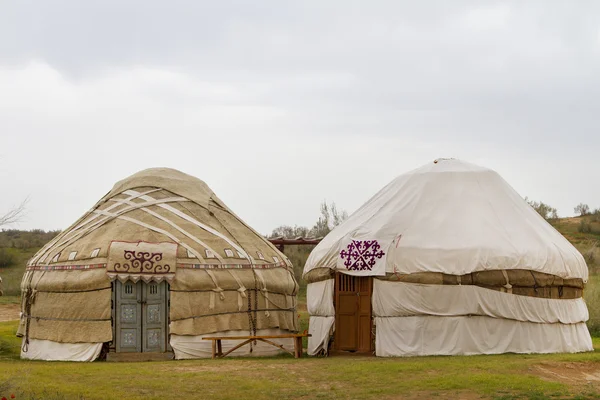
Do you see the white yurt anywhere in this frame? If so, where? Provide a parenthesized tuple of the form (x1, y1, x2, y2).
(304, 159, 592, 357)
(19, 168, 298, 361)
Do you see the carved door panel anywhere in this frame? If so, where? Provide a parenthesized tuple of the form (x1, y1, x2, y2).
(142, 281, 167, 352)
(115, 281, 142, 353)
(114, 280, 168, 353)
(334, 273, 373, 353)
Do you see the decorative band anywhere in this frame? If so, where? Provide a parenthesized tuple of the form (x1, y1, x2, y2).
(26, 264, 107, 271)
(177, 262, 287, 270)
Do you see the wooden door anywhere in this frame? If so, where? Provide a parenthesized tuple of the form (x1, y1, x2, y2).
(115, 281, 142, 353)
(334, 273, 373, 353)
(114, 281, 168, 353)
(142, 281, 167, 352)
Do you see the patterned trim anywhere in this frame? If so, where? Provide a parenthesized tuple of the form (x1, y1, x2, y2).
(27, 261, 288, 271)
(177, 261, 287, 270)
(26, 263, 107, 271)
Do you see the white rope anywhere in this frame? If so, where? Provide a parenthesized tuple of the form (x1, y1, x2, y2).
(39, 196, 190, 265)
(501, 270, 513, 294)
(115, 199, 222, 262)
(30, 189, 161, 265)
(228, 270, 248, 311)
(123, 190, 252, 263)
(104, 212, 206, 262)
(204, 270, 225, 310)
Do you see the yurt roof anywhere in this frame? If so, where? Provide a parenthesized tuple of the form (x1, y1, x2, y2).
(303, 159, 587, 280)
(29, 168, 289, 271)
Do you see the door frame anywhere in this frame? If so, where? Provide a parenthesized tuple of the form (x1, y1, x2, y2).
(333, 272, 374, 353)
(111, 280, 171, 353)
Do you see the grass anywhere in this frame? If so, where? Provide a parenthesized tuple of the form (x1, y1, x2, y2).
(0, 248, 36, 296)
(1, 317, 600, 399)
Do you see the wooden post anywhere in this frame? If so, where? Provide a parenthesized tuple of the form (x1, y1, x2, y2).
(211, 339, 216, 359)
(217, 339, 222, 357)
(294, 336, 303, 358)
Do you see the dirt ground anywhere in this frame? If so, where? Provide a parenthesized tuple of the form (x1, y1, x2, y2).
(0, 304, 20, 322)
(532, 361, 600, 389)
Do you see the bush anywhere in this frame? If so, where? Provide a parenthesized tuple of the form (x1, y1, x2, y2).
(0, 248, 17, 267)
(584, 248, 597, 265)
(579, 220, 592, 234)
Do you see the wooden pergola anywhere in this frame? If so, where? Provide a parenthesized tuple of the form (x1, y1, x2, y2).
(268, 237, 322, 252)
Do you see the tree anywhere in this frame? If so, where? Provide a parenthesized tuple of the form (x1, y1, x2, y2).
(269, 225, 310, 239)
(0, 198, 28, 227)
(574, 203, 590, 216)
(524, 197, 558, 220)
(310, 201, 348, 238)
(267, 201, 348, 239)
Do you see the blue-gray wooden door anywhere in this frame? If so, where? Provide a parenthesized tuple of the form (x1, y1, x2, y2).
(142, 281, 167, 352)
(115, 281, 167, 353)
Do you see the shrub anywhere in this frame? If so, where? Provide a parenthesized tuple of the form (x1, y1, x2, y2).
(579, 220, 592, 234)
(0, 248, 17, 268)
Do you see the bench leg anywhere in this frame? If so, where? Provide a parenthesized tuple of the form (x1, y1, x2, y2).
(294, 336, 303, 358)
(212, 340, 216, 359)
(217, 339, 222, 357)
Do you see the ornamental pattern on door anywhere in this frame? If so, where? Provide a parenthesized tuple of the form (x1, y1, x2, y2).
(114, 281, 168, 353)
(334, 273, 373, 353)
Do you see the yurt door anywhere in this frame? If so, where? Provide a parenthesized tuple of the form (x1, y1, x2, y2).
(334, 273, 373, 353)
(114, 281, 168, 353)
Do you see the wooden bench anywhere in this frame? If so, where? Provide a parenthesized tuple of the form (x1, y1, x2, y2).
(202, 332, 311, 359)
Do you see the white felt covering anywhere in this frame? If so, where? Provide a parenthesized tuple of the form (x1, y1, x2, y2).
(20, 338, 102, 362)
(306, 280, 335, 356)
(307, 316, 335, 356)
(375, 316, 593, 357)
(304, 159, 588, 279)
(307, 279, 335, 316)
(373, 280, 589, 324)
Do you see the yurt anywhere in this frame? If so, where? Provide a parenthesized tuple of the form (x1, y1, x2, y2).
(304, 159, 592, 357)
(19, 168, 298, 361)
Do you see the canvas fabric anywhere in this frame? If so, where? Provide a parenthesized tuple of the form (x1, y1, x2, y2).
(375, 316, 593, 356)
(304, 159, 588, 280)
(170, 309, 297, 336)
(19, 168, 298, 350)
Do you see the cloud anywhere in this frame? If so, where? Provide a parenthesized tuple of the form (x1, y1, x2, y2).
(0, 1, 599, 234)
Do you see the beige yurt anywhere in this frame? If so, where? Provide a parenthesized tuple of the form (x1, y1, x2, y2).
(19, 168, 298, 361)
(304, 159, 592, 357)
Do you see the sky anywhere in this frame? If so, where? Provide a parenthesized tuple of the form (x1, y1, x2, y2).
(1, 0, 599, 235)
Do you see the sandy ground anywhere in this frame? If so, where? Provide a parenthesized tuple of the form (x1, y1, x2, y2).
(0, 304, 20, 322)
(532, 362, 600, 388)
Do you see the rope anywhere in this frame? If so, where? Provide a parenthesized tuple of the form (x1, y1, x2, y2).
(170, 308, 294, 322)
(501, 270, 513, 294)
(247, 269, 259, 352)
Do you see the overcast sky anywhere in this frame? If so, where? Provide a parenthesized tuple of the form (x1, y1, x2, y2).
(1, 0, 599, 235)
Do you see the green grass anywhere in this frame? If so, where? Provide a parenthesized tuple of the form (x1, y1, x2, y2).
(0, 296, 20, 305)
(1, 318, 600, 399)
(0, 248, 36, 296)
